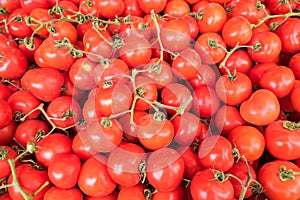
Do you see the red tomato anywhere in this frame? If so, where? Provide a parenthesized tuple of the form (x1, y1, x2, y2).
(248, 62, 277, 86)
(240, 89, 280, 126)
(188, 64, 217, 88)
(0, 0, 20, 13)
(291, 86, 300, 112)
(289, 52, 300, 80)
(85, 190, 118, 200)
(265, 120, 300, 160)
(0, 121, 16, 146)
(78, 155, 117, 197)
(138, 0, 167, 14)
(152, 186, 185, 200)
(8, 164, 51, 200)
(117, 184, 146, 200)
(20, 0, 50, 13)
(146, 148, 185, 191)
(222, 16, 252, 47)
(50, 21, 78, 44)
(228, 126, 265, 161)
(197, 3, 227, 34)
(48, 154, 81, 189)
(107, 142, 146, 187)
(29, 8, 53, 37)
(0, 100, 12, 129)
(95, 0, 124, 19)
(215, 72, 252, 106)
(266, 0, 297, 14)
(258, 160, 300, 200)
(198, 135, 235, 172)
(247, 31, 281, 63)
(44, 187, 83, 200)
(0, 84, 12, 101)
(190, 169, 234, 200)
(180, 16, 199, 40)
(221, 49, 252, 75)
(21, 67, 64, 102)
(35, 133, 73, 167)
(72, 132, 96, 161)
(164, 0, 190, 17)
(123, 0, 144, 17)
(7, 9, 32, 38)
(177, 146, 202, 179)
(0, 146, 17, 179)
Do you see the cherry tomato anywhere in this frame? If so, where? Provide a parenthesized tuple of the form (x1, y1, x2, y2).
(137, 0, 167, 14)
(117, 184, 146, 200)
(289, 52, 300, 80)
(20, 0, 50, 13)
(72, 132, 96, 161)
(177, 146, 202, 179)
(266, 0, 297, 14)
(164, 0, 190, 17)
(0, 100, 12, 129)
(221, 49, 252, 75)
(95, 0, 124, 19)
(0, 121, 16, 146)
(152, 186, 185, 200)
(44, 187, 83, 200)
(0, 146, 17, 179)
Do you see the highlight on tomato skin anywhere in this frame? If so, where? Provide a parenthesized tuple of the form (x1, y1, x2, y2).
(0, 0, 300, 199)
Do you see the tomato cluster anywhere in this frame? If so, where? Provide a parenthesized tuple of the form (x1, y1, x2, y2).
(1, 0, 300, 200)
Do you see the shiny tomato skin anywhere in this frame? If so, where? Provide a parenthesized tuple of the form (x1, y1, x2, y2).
(0, 146, 18, 179)
(0, 121, 16, 146)
(44, 187, 83, 200)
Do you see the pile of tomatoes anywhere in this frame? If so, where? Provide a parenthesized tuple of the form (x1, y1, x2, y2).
(1, 0, 300, 199)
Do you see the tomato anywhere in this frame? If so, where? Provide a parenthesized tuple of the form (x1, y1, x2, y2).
(247, 31, 281, 63)
(50, 21, 78, 44)
(138, 0, 167, 14)
(54, 1, 79, 20)
(15, 119, 49, 148)
(94, 83, 132, 117)
(248, 62, 277, 86)
(172, 112, 203, 146)
(188, 64, 217, 88)
(44, 187, 83, 200)
(8, 164, 51, 200)
(172, 48, 202, 80)
(21, 67, 64, 102)
(118, 16, 152, 39)
(85, 190, 118, 200)
(146, 148, 185, 191)
(265, 120, 300, 160)
(0, 47, 28, 79)
(161, 83, 192, 115)
(95, 0, 124, 19)
(190, 169, 234, 200)
(0, 84, 12, 101)
(78, 155, 117, 197)
(79, 0, 99, 17)
(228, 126, 265, 161)
(0, 0, 20, 13)
(275, 18, 300, 54)
(123, 0, 144, 17)
(0, 100, 12, 129)
(258, 160, 300, 200)
(46, 96, 82, 128)
(7, 90, 41, 120)
(260, 65, 295, 98)
(0, 121, 16, 146)
(20, 0, 50, 13)
(228, 161, 257, 199)
(137, 114, 174, 150)
(180, 16, 199, 40)
(48, 153, 81, 189)
(177, 146, 202, 179)
(213, 105, 247, 137)
(0, 146, 17, 179)
(152, 186, 185, 200)
(215, 72, 252, 106)
(164, 0, 190, 17)
(266, 0, 297, 14)
(160, 19, 191, 52)
(291, 86, 300, 112)
(197, 3, 227, 34)
(119, 36, 152, 68)
(289, 52, 300, 80)
(195, 32, 226, 64)
(240, 89, 280, 126)
(117, 184, 146, 200)
(29, 8, 53, 37)
(142, 58, 174, 89)
(221, 49, 252, 75)
(7, 9, 33, 38)
(80, 119, 123, 152)
(222, 16, 252, 47)
(192, 85, 220, 118)
(72, 132, 96, 161)
(0, 193, 12, 200)
(107, 142, 146, 187)
(35, 133, 73, 167)
(19, 37, 42, 63)
(198, 135, 234, 172)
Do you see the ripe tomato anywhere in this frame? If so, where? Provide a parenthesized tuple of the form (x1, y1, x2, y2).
(192, 85, 220, 118)
(95, 0, 124, 19)
(72, 132, 96, 161)
(195, 32, 226, 64)
(222, 16, 252, 47)
(177, 146, 202, 179)
(0, 121, 16, 146)
(107, 142, 146, 187)
(137, 114, 174, 150)
(8, 164, 51, 200)
(7, 9, 32, 38)
(215, 72, 252, 106)
(50, 21, 78, 44)
(0, 47, 28, 79)
(188, 64, 217, 88)
(180, 16, 199, 40)
(247, 31, 281, 63)
(221, 49, 252, 75)
(35, 133, 73, 167)
(160, 19, 191, 52)
(20, 0, 50, 13)
(289, 52, 300, 80)
(85, 190, 118, 200)
(240, 89, 280, 126)
(21, 67, 64, 102)
(266, 0, 297, 14)
(228, 126, 265, 161)
(164, 0, 190, 17)
(265, 120, 300, 160)
(190, 169, 234, 200)
(81, 119, 123, 152)
(0, 146, 17, 179)
(137, 0, 167, 14)
(152, 186, 185, 200)
(123, 0, 144, 17)
(291, 86, 300, 112)
(48, 153, 81, 189)
(146, 148, 185, 192)
(44, 187, 83, 200)
(29, 8, 53, 37)
(213, 105, 247, 137)
(0, 84, 12, 101)
(258, 160, 300, 200)
(0, 0, 20, 13)
(117, 184, 146, 200)
(198, 135, 235, 172)
(248, 62, 277, 86)
(78, 155, 116, 197)
(0, 100, 12, 129)
(197, 3, 227, 34)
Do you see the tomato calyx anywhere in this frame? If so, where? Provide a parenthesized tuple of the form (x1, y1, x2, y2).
(153, 111, 167, 122)
(227, 69, 237, 82)
(0, 8, 9, 15)
(100, 117, 113, 128)
(62, 110, 77, 119)
(139, 159, 147, 183)
(278, 166, 300, 181)
(0, 147, 9, 161)
(147, 63, 162, 74)
(214, 170, 228, 183)
(252, 42, 262, 51)
(283, 120, 300, 130)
